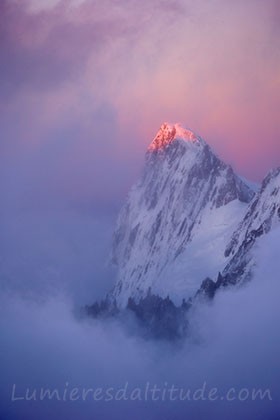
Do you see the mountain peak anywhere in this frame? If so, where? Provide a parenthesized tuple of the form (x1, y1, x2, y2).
(148, 123, 200, 152)
(111, 123, 254, 307)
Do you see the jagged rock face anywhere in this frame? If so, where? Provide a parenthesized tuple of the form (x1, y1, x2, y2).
(195, 277, 218, 300)
(111, 123, 254, 307)
(222, 168, 280, 285)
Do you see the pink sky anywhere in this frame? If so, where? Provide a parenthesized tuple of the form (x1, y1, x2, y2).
(1, 0, 280, 209)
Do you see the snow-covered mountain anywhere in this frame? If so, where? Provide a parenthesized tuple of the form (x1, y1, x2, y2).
(219, 167, 280, 287)
(111, 123, 254, 307)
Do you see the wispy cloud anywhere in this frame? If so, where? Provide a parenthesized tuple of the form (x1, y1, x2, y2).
(0, 0, 279, 213)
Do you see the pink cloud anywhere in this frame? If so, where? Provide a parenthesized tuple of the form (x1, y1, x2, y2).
(0, 0, 279, 191)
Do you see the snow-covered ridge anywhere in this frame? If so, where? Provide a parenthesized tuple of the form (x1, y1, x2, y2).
(221, 167, 280, 286)
(225, 167, 280, 259)
(148, 123, 202, 152)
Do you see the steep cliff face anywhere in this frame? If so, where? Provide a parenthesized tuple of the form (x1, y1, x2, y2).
(220, 168, 280, 286)
(111, 123, 254, 307)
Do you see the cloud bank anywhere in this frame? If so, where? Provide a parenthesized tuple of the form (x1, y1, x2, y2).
(0, 228, 280, 420)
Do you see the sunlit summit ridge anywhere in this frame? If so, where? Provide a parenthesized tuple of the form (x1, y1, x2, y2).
(148, 123, 200, 152)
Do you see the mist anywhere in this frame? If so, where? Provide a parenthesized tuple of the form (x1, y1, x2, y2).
(1, 224, 280, 419)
